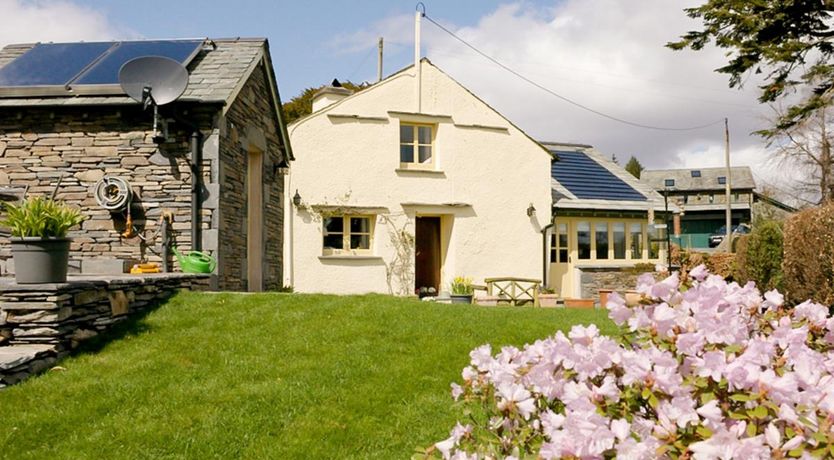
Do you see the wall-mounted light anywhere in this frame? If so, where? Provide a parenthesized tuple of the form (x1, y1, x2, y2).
(292, 189, 302, 207)
(526, 203, 536, 217)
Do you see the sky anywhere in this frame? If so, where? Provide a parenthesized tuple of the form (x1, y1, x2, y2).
(0, 0, 806, 202)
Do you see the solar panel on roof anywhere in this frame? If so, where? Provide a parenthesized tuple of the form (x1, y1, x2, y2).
(0, 42, 115, 87)
(550, 150, 647, 201)
(72, 40, 203, 86)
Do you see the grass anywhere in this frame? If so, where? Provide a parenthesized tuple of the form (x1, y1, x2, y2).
(0, 292, 615, 459)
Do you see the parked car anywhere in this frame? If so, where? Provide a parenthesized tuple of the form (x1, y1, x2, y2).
(708, 223, 751, 247)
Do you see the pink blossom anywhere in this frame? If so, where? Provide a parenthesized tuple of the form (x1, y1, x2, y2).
(496, 382, 537, 419)
(793, 300, 829, 327)
(689, 263, 708, 281)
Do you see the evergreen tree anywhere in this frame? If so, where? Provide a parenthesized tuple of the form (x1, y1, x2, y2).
(282, 80, 367, 124)
(669, 1, 834, 133)
(624, 156, 644, 179)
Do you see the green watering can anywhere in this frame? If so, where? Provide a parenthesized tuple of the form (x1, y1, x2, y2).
(172, 246, 217, 274)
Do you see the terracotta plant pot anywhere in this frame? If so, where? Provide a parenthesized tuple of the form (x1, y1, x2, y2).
(598, 289, 614, 308)
(564, 298, 595, 309)
(538, 294, 560, 308)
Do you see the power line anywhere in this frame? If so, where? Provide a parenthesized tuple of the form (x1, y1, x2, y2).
(422, 13, 726, 132)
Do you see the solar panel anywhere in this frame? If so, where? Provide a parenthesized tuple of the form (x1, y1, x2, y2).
(550, 150, 647, 201)
(0, 42, 115, 87)
(72, 40, 203, 86)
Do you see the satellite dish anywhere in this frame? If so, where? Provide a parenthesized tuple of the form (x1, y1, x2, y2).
(118, 56, 189, 143)
(119, 56, 188, 105)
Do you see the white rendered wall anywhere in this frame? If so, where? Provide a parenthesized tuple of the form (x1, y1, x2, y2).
(285, 62, 552, 295)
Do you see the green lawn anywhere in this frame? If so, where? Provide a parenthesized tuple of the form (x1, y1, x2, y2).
(0, 292, 615, 459)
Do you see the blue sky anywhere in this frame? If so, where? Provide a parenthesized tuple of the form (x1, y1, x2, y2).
(0, 0, 804, 201)
(78, 0, 512, 98)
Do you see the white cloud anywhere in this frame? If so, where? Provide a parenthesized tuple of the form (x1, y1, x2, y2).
(338, 1, 800, 199)
(0, 0, 130, 47)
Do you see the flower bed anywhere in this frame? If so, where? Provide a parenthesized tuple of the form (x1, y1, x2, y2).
(430, 265, 834, 459)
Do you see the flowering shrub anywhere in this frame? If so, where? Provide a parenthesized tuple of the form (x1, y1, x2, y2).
(428, 265, 834, 459)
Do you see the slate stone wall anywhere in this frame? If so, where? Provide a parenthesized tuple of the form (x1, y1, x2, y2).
(0, 104, 217, 276)
(217, 62, 286, 290)
(579, 267, 645, 304)
(0, 64, 287, 290)
(0, 273, 209, 387)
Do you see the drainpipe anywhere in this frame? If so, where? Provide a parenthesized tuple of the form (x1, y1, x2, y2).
(541, 219, 554, 287)
(190, 130, 203, 251)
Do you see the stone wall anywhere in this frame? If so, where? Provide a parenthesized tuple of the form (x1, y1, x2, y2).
(579, 267, 646, 304)
(218, 62, 286, 290)
(0, 105, 217, 276)
(0, 273, 209, 387)
(0, 63, 288, 290)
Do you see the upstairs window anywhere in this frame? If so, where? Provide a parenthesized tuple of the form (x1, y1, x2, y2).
(664, 179, 675, 187)
(690, 170, 701, 177)
(717, 176, 727, 185)
(399, 123, 434, 169)
(323, 215, 374, 255)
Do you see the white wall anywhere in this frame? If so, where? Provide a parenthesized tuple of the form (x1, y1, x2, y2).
(285, 61, 553, 295)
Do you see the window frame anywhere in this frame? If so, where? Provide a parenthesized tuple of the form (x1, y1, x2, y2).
(690, 170, 701, 178)
(399, 122, 436, 170)
(322, 214, 375, 256)
(664, 179, 675, 187)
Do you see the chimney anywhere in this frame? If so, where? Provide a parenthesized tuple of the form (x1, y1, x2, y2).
(312, 79, 352, 112)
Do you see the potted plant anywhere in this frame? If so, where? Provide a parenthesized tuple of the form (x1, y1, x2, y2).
(3, 196, 84, 284)
(538, 287, 560, 308)
(450, 276, 474, 304)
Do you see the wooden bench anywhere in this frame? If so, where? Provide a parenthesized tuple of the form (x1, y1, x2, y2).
(482, 277, 541, 306)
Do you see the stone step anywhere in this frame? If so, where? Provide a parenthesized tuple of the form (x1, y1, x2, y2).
(0, 344, 55, 371)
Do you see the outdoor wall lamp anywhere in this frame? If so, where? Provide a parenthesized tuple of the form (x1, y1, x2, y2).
(526, 203, 536, 217)
(292, 189, 302, 207)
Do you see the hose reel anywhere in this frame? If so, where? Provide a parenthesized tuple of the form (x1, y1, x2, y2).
(94, 176, 135, 238)
(94, 176, 132, 212)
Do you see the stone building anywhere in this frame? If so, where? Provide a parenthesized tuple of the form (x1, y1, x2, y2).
(0, 38, 292, 291)
(642, 167, 795, 249)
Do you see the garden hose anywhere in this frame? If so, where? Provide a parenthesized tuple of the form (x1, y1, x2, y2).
(93, 176, 135, 238)
(94, 176, 132, 211)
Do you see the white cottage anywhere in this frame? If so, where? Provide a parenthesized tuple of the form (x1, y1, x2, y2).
(284, 59, 553, 295)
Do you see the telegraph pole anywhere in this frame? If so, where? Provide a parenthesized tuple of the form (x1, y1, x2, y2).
(377, 37, 383, 82)
(724, 118, 732, 251)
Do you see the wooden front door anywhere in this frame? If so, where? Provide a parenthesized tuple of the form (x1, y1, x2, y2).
(247, 147, 264, 292)
(415, 217, 441, 295)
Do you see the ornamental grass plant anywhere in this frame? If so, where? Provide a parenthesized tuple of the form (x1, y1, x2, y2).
(2, 196, 83, 238)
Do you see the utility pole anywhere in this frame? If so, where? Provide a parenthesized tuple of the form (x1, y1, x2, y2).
(377, 37, 383, 82)
(414, 8, 422, 113)
(724, 118, 732, 252)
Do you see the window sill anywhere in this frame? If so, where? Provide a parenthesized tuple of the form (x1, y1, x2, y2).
(318, 255, 383, 261)
(395, 168, 445, 176)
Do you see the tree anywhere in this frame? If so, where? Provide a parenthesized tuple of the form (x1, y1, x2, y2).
(668, 1, 834, 133)
(282, 80, 367, 124)
(768, 106, 834, 203)
(624, 155, 644, 179)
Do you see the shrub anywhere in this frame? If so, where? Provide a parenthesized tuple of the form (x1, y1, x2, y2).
(2, 196, 83, 238)
(704, 252, 735, 279)
(738, 220, 784, 291)
(734, 234, 750, 281)
(783, 203, 834, 306)
(427, 266, 834, 459)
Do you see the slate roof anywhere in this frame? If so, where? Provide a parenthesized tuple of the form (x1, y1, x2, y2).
(0, 38, 266, 107)
(641, 166, 756, 192)
(543, 142, 671, 212)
